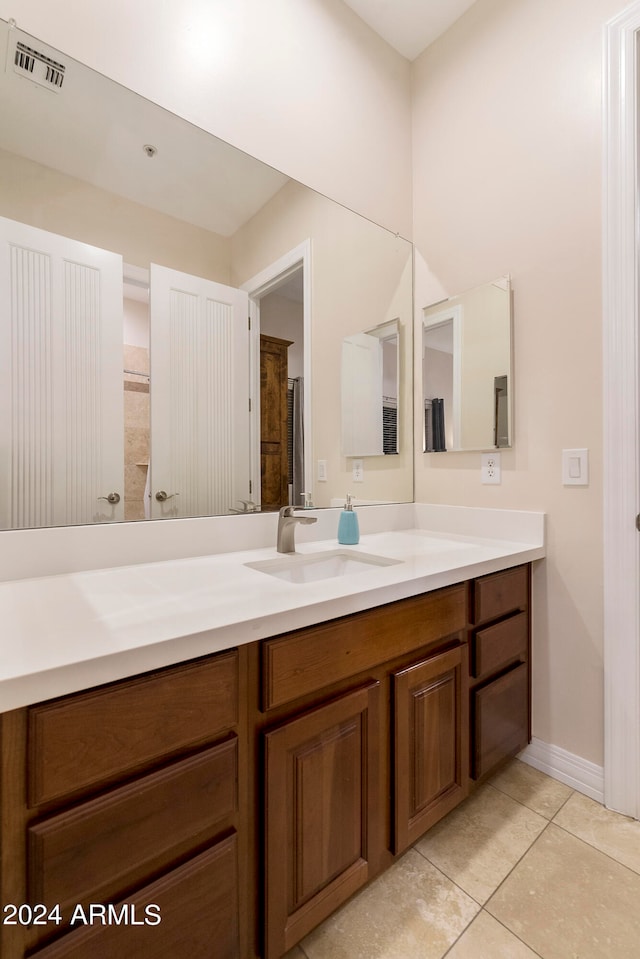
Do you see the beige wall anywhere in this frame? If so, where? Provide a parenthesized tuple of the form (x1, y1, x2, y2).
(2, 0, 622, 771)
(0, 149, 231, 280)
(260, 293, 304, 379)
(412, 0, 625, 766)
(0, 0, 413, 237)
(232, 179, 414, 508)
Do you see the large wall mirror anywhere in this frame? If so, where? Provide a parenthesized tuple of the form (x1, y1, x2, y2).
(0, 19, 413, 530)
(422, 277, 512, 452)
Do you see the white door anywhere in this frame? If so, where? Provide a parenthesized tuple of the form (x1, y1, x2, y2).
(149, 265, 250, 519)
(0, 216, 124, 528)
(603, 4, 640, 818)
(341, 331, 383, 456)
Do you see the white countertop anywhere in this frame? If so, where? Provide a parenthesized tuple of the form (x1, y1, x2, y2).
(0, 505, 545, 713)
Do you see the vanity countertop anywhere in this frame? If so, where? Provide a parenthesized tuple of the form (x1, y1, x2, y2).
(0, 506, 545, 713)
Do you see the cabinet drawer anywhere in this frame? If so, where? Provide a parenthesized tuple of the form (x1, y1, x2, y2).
(28, 650, 238, 806)
(30, 835, 240, 959)
(472, 612, 528, 679)
(473, 565, 528, 624)
(472, 663, 529, 780)
(263, 585, 466, 710)
(28, 737, 237, 915)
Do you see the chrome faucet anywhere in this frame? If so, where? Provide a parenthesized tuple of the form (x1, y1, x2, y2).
(277, 505, 317, 553)
(228, 500, 260, 513)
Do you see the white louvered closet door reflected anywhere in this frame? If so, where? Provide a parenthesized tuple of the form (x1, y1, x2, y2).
(0, 216, 124, 529)
(341, 331, 384, 457)
(149, 265, 250, 519)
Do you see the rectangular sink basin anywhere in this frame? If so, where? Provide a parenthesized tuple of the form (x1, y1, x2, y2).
(245, 549, 401, 584)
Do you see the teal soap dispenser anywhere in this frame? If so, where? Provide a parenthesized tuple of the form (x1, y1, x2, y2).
(337, 493, 359, 545)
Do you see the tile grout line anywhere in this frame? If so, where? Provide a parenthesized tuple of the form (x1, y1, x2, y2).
(413, 816, 552, 912)
(297, 771, 619, 959)
(438, 906, 547, 959)
(412, 779, 558, 906)
(546, 786, 640, 877)
(412, 843, 484, 906)
(437, 780, 640, 958)
(483, 909, 546, 959)
(482, 816, 555, 907)
(548, 817, 640, 879)
(413, 783, 560, 957)
(487, 775, 575, 820)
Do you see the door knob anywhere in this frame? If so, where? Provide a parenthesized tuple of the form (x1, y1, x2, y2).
(155, 490, 179, 502)
(98, 492, 121, 505)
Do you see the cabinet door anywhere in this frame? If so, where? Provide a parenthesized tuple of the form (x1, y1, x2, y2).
(264, 683, 380, 959)
(472, 662, 528, 780)
(393, 645, 468, 854)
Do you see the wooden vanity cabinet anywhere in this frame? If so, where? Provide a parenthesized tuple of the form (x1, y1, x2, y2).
(258, 584, 469, 959)
(0, 562, 532, 959)
(0, 648, 246, 959)
(469, 564, 531, 781)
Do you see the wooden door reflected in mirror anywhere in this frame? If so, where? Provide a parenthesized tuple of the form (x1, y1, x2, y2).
(260, 335, 292, 511)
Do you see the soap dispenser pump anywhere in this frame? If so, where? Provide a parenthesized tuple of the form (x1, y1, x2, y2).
(337, 493, 359, 545)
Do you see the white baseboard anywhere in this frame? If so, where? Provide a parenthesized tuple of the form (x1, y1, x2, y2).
(519, 737, 604, 805)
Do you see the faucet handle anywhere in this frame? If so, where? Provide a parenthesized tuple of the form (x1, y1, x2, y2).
(279, 505, 296, 518)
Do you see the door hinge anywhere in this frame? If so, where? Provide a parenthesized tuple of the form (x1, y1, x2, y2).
(249, 480, 253, 495)
(248, 315, 251, 330)
(636, 514, 640, 532)
(249, 398, 252, 412)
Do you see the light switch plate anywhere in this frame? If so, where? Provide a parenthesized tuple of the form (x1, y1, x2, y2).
(317, 459, 327, 482)
(562, 448, 589, 485)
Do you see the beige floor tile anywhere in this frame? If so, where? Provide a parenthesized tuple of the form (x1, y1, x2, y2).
(414, 785, 547, 904)
(489, 758, 573, 819)
(283, 948, 306, 959)
(553, 790, 640, 876)
(487, 823, 640, 958)
(445, 910, 539, 959)
(299, 848, 479, 959)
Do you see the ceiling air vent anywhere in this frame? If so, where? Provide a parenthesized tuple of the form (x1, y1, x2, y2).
(12, 40, 65, 91)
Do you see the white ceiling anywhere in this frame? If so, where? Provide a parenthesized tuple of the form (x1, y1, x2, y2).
(0, 4, 478, 241)
(0, 22, 288, 237)
(342, 0, 478, 61)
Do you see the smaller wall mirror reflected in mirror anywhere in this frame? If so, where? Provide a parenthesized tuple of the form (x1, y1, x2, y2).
(422, 276, 512, 453)
(341, 320, 400, 458)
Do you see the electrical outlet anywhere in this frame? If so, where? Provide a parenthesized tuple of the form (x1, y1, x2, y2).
(481, 452, 501, 485)
(352, 459, 364, 482)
